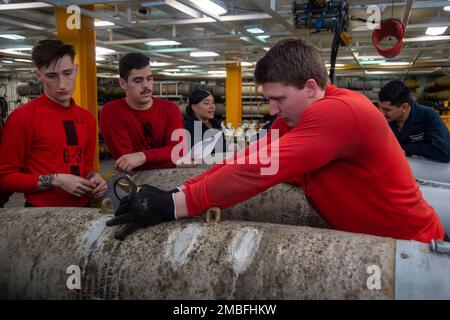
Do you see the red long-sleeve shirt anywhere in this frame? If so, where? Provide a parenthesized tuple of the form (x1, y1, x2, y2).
(100, 97, 185, 170)
(0, 94, 96, 207)
(184, 85, 444, 243)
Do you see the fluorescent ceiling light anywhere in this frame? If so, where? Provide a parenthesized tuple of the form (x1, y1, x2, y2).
(4, 46, 32, 52)
(179, 65, 199, 68)
(380, 62, 410, 66)
(14, 58, 32, 63)
(0, 34, 25, 40)
(150, 62, 173, 67)
(190, 51, 218, 57)
(0, 2, 52, 10)
(325, 63, 345, 67)
(444, 6, 450, 12)
(241, 62, 253, 67)
(263, 47, 270, 51)
(242, 35, 270, 42)
(359, 59, 386, 64)
(96, 56, 106, 61)
(1, 60, 13, 64)
(165, 0, 201, 18)
(425, 26, 448, 36)
(94, 20, 115, 27)
(145, 39, 181, 46)
(246, 27, 264, 34)
(163, 69, 180, 72)
(189, 0, 227, 16)
(96, 47, 116, 55)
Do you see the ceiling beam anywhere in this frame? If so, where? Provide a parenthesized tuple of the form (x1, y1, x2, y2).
(0, 15, 50, 32)
(247, 0, 301, 36)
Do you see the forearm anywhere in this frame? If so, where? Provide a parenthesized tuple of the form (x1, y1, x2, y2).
(402, 143, 450, 162)
(143, 144, 180, 165)
(0, 173, 40, 193)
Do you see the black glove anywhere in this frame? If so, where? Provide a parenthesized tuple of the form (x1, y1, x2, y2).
(106, 185, 178, 241)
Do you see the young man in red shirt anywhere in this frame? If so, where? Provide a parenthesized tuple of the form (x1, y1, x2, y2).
(100, 53, 185, 172)
(106, 38, 446, 243)
(0, 40, 107, 207)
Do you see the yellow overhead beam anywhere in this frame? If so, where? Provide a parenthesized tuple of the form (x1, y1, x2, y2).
(55, 6, 99, 171)
(225, 63, 242, 128)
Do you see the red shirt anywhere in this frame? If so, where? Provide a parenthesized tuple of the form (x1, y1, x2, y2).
(0, 94, 96, 207)
(184, 85, 444, 243)
(100, 97, 185, 170)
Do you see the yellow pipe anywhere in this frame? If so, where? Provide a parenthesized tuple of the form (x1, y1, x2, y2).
(225, 63, 242, 127)
(55, 6, 99, 171)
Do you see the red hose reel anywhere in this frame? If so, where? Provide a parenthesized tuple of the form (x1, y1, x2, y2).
(372, 19, 405, 58)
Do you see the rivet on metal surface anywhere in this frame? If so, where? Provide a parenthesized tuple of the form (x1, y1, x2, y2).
(205, 207, 221, 224)
(99, 198, 114, 214)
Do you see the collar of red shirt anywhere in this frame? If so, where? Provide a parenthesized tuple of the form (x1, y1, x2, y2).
(41, 93, 76, 109)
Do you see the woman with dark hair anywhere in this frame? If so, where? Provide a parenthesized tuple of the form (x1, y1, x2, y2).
(184, 89, 224, 151)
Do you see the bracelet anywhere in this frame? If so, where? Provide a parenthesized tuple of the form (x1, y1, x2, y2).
(38, 174, 56, 191)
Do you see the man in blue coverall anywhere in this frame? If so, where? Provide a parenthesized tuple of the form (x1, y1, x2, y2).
(378, 80, 450, 163)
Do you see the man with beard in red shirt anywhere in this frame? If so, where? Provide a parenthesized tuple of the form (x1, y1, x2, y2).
(100, 53, 185, 172)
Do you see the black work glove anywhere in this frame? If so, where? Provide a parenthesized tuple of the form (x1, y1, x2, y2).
(106, 185, 178, 241)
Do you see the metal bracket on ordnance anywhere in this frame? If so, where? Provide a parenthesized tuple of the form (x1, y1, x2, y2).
(113, 174, 142, 201)
(205, 207, 221, 224)
(430, 239, 450, 255)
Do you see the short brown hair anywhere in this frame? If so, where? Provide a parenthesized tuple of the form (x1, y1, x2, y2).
(31, 39, 75, 69)
(254, 38, 329, 90)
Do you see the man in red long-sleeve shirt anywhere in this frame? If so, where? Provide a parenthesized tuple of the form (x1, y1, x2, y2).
(106, 38, 446, 243)
(100, 53, 185, 172)
(0, 40, 107, 207)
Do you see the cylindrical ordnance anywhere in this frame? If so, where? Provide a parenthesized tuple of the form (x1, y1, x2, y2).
(1, 209, 449, 299)
(408, 158, 450, 184)
(131, 168, 328, 229)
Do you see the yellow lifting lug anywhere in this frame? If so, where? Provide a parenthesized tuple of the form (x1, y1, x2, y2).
(205, 207, 222, 224)
(99, 198, 114, 214)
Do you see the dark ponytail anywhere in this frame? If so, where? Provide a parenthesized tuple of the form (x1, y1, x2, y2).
(186, 104, 194, 116)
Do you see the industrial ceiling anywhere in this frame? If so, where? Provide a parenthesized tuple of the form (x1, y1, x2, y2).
(0, 0, 449, 80)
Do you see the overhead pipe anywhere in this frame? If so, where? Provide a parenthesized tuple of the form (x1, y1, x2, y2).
(0, 208, 449, 299)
